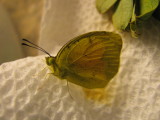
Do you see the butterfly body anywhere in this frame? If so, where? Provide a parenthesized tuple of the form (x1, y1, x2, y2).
(45, 31, 122, 89)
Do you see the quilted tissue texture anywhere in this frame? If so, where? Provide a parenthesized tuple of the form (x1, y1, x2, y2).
(0, 56, 88, 120)
(1, 0, 160, 120)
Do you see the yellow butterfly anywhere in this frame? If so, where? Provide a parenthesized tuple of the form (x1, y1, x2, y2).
(22, 31, 122, 89)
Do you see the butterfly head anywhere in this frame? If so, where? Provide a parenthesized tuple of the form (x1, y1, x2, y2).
(45, 56, 55, 66)
(21, 39, 58, 75)
(45, 56, 57, 74)
(45, 56, 62, 77)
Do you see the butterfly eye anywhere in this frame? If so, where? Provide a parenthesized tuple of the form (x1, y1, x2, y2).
(45, 57, 55, 66)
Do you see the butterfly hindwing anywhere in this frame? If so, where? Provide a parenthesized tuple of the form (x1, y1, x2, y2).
(56, 31, 122, 88)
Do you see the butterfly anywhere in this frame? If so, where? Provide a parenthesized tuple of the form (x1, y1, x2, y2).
(22, 31, 122, 89)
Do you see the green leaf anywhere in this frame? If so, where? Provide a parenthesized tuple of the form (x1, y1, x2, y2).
(96, 0, 117, 13)
(130, 3, 139, 38)
(153, 4, 160, 21)
(130, 0, 159, 37)
(137, 0, 159, 20)
(112, 0, 133, 30)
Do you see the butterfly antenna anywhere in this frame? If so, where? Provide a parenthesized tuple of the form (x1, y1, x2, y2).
(67, 81, 74, 100)
(22, 39, 51, 57)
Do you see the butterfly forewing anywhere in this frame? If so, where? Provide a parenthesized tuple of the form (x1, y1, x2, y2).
(56, 31, 122, 88)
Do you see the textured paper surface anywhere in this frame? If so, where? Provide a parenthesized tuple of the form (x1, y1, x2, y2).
(1, 0, 160, 120)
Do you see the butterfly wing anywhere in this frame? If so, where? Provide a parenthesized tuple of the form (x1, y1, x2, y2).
(56, 31, 122, 88)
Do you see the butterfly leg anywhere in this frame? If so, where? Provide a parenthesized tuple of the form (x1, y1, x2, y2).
(34, 73, 53, 94)
(67, 80, 74, 100)
(32, 58, 48, 78)
(32, 66, 48, 78)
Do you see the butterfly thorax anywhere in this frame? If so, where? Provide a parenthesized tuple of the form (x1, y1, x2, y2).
(45, 57, 66, 79)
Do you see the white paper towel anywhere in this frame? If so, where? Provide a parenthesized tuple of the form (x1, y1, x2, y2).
(0, 0, 160, 120)
(39, 0, 115, 54)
